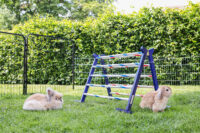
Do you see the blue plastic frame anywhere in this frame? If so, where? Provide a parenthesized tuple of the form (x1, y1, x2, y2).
(148, 48, 159, 91)
(116, 46, 148, 113)
(100, 59, 112, 96)
(80, 46, 159, 114)
(80, 54, 99, 102)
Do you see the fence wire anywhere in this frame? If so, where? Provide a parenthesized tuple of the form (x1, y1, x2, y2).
(26, 34, 74, 94)
(0, 31, 199, 96)
(74, 55, 200, 87)
(0, 32, 75, 95)
(0, 32, 25, 95)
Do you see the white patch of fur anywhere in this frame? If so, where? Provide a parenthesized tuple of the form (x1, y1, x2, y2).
(23, 100, 47, 110)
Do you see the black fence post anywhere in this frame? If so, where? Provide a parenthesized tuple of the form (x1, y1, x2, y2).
(23, 36, 28, 95)
(72, 39, 75, 90)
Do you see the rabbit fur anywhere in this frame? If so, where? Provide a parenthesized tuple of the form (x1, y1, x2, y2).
(139, 86, 172, 112)
(23, 88, 63, 111)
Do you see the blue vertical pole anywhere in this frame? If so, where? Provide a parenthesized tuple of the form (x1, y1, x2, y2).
(100, 59, 112, 96)
(80, 54, 99, 102)
(116, 47, 147, 113)
(148, 48, 159, 91)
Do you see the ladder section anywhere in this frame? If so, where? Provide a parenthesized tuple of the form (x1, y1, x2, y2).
(110, 92, 143, 97)
(91, 74, 152, 78)
(86, 84, 154, 89)
(96, 52, 143, 59)
(93, 63, 149, 68)
(83, 93, 129, 101)
(116, 47, 148, 113)
(80, 54, 99, 102)
(80, 46, 158, 114)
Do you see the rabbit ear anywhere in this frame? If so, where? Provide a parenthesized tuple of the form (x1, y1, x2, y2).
(156, 88, 163, 100)
(46, 87, 54, 97)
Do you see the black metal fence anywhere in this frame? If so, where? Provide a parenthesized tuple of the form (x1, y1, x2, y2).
(0, 31, 26, 95)
(0, 31, 75, 95)
(0, 31, 199, 95)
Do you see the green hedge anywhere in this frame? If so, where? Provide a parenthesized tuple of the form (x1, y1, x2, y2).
(0, 34, 24, 83)
(0, 3, 200, 85)
(12, 3, 200, 57)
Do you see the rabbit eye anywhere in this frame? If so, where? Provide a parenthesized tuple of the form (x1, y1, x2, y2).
(166, 89, 169, 91)
(55, 97, 62, 101)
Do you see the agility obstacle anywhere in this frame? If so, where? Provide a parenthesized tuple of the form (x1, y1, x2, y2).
(80, 46, 158, 114)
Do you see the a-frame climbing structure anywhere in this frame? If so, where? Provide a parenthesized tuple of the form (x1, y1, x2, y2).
(80, 47, 158, 114)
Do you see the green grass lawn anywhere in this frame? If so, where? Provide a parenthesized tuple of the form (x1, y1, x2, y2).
(0, 85, 200, 132)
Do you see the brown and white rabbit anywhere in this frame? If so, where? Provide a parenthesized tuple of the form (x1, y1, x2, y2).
(23, 88, 63, 111)
(139, 86, 172, 112)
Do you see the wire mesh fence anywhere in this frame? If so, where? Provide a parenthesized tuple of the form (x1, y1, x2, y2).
(26, 34, 74, 94)
(155, 56, 200, 85)
(0, 32, 75, 95)
(0, 32, 25, 95)
(0, 31, 199, 96)
(74, 55, 200, 88)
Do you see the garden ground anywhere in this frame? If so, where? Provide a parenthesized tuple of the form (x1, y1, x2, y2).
(0, 85, 200, 132)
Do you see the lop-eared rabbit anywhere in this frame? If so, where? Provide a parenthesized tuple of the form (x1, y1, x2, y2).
(23, 88, 63, 111)
(139, 86, 172, 112)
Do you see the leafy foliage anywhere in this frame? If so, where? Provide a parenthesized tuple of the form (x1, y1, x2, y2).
(0, 5, 17, 30)
(0, 34, 24, 83)
(0, 0, 113, 25)
(0, 3, 200, 85)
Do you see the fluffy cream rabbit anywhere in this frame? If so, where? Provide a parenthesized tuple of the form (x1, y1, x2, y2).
(23, 88, 63, 111)
(139, 86, 172, 112)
